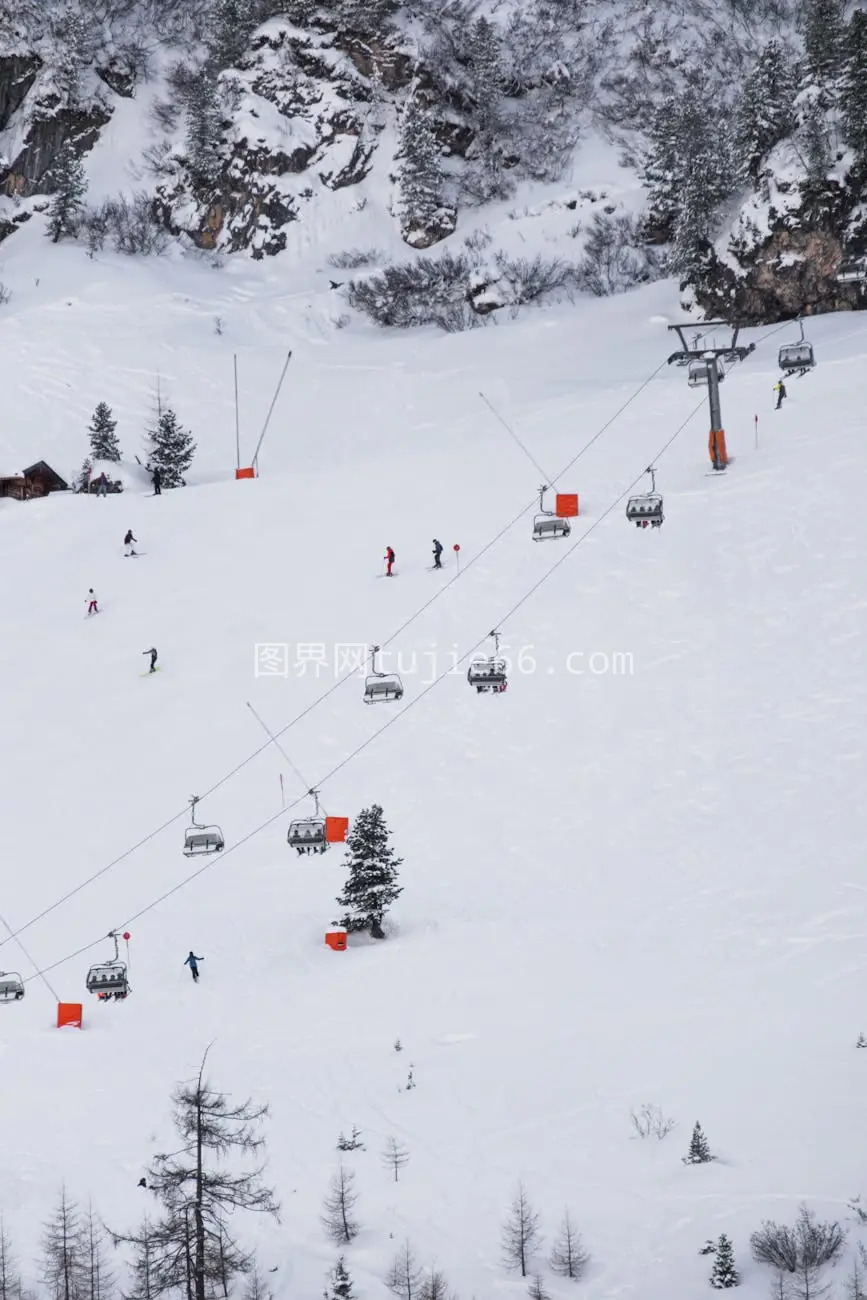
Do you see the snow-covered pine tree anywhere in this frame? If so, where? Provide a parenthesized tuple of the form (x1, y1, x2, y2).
(640, 92, 684, 242)
(802, 0, 845, 93)
(208, 0, 256, 69)
(463, 16, 508, 201)
(841, 10, 867, 166)
(329, 1257, 354, 1300)
(76, 456, 93, 493)
(736, 40, 798, 182)
(684, 1122, 713, 1165)
(51, 1, 90, 109)
(797, 88, 832, 197)
(336, 805, 403, 938)
(88, 402, 121, 463)
(670, 104, 733, 288)
(146, 408, 196, 487)
(186, 68, 223, 187)
(395, 98, 447, 247)
(709, 1234, 740, 1289)
(46, 140, 87, 243)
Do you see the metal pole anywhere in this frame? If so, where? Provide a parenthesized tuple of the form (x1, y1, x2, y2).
(754, 414, 759, 450)
(251, 351, 293, 473)
(707, 358, 724, 469)
(233, 354, 241, 471)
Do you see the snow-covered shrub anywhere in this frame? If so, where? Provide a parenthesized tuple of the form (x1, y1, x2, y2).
(347, 245, 577, 331)
(0, 282, 10, 306)
(82, 194, 169, 256)
(346, 252, 476, 329)
(576, 212, 664, 296)
(492, 252, 573, 305)
(750, 1208, 845, 1275)
(629, 1102, 675, 1140)
(328, 248, 383, 269)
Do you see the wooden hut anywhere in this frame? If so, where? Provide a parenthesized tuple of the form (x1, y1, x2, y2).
(22, 462, 69, 497)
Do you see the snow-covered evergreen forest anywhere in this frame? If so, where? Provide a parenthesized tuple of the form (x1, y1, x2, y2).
(1, 0, 866, 328)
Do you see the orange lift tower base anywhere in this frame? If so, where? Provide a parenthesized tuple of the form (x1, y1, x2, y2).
(666, 322, 754, 471)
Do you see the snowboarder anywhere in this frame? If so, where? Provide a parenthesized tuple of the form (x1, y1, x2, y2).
(432, 539, 443, 569)
(152, 467, 162, 495)
(86, 588, 98, 615)
(384, 546, 395, 577)
(774, 379, 787, 409)
(124, 529, 138, 557)
(96, 472, 108, 498)
(142, 646, 158, 673)
(184, 951, 203, 982)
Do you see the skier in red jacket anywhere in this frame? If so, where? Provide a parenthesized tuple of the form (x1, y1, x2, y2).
(384, 546, 395, 577)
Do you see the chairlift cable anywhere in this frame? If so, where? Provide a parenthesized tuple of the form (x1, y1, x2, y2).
(23, 394, 706, 988)
(245, 701, 316, 800)
(479, 391, 556, 485)
(0, 910, 60, 1001)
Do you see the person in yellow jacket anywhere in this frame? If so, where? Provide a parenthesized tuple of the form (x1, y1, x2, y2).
(774, 379, 787, 409)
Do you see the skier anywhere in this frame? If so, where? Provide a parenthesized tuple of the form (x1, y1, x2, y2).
(86, 588, 99, 615)
(142, 646, 158, 673)
(124, 529, 138, 557)
(774, 379, 787, 409)
(384, 546, 395, 577)
(152, 467, 162, 495)
(96, 472, 108, 498)
(184, 951, 203, 983)
(432, 539, 443, 569)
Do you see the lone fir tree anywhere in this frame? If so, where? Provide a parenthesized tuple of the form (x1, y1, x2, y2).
(336, 804, 403, 938)
(147, 407, 196, 488)
(88, 402, 121, 463)
(329, 1257, 354, 1300)
(684, 1121, 713, 1165)
(709, 1234, 740, 1289)
(395, 98, 447, 246)
(47, 140, 87, 243)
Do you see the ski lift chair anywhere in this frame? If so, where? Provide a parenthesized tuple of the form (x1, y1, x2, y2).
(183, 796, 225, 856)
(467, 631, 508, 693)
(363, 644, 404, 704)
(625, 466, 664, 529)
(778, 320, 815, 374)
(0, 971, 24, 1001)
(688, 358, 724, 387)
(86, 933, 129, 999)
(532, 485, 571, 541)
(288, 790, 329, 853)
(86, 963, 129, 999)
(838, 259, 867, 283)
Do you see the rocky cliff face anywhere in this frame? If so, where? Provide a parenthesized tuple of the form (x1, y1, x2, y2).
(694, 151, 867, 322)
(2, 0, 866, 327)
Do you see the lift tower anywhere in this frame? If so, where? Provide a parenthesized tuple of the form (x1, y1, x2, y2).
(667, 323, 754, 470)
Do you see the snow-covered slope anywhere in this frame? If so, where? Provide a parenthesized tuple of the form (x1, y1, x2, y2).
(2, 235, 867, 1300)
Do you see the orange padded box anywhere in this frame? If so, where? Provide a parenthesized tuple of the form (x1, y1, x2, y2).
(57, 1002, 83, 1029)
(235, 467, 255, 480)
(555, 493, 579, 517)
(325, 816, 349, 843)
(325, 928, 347, 952)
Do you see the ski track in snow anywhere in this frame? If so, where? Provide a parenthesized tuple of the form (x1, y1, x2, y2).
(1, 218, 867, 1298)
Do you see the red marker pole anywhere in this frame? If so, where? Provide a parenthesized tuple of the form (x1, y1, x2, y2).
(123, 931, 131, 976)
(453, 543, 461, 575)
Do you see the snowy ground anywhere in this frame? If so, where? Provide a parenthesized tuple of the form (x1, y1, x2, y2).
(2, 221, 867, 1300)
